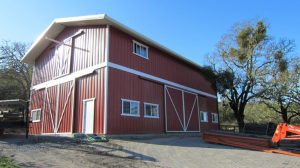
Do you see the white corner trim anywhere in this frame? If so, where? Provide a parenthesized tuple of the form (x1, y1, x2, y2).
(103, 25, 110, 134)
(107, 62, 217, 98)
(31, 62, 107, 90)
(105, 25, 110, 62)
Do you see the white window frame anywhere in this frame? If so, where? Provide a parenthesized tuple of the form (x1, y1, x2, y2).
(144, 102, 159, 119)
(200, 111, 208, 122)
(121, 99, 140, 117)
(132, 40, 149, 59)
(31, 109, 41, 122)
(212, 113, 219, 123)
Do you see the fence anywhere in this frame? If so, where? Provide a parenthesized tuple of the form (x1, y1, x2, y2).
(220, 123, 277, 136)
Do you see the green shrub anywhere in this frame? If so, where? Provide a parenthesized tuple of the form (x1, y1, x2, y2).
(0, 156, 19, 168)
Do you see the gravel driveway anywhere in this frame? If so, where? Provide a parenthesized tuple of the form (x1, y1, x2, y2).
(112, 136, 300, 168)
(0, 134, 300, 168)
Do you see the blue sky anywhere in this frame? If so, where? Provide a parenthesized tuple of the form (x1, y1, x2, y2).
(0, 0, 299, 65)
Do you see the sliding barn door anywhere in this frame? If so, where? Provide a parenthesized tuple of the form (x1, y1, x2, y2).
(165, 86, 200, 132)
(42, 81, 74, 134)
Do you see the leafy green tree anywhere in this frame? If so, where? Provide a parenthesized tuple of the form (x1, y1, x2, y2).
(209, 21, 272, 128)
(0, 41, 32, 100)
(261, 40, 300, 123)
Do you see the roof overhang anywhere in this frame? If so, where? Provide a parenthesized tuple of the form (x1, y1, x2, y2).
(22, 14, 203, 71)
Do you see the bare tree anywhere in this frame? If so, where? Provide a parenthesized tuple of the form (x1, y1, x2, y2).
(0, 41, 32, 100)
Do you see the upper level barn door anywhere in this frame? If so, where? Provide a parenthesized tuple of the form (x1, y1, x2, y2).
(164, 86, 200, 132)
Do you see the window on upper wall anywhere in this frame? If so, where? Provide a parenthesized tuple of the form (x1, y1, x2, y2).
(200, 111, 208, 122)
(31, 109, 41, 122)
(121, 99, 140, 117)
(212, 113, 219, 123)
(144, 103, 159, 118)
(133, 40, 148, 59)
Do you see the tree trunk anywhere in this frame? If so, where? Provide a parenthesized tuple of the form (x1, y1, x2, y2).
(233, 108, 245, 131)
(281, 112, 289, 123)
(281, 107, 289, 123)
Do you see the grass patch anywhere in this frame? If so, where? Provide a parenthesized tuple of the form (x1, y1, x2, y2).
(0, 156, 19, 168)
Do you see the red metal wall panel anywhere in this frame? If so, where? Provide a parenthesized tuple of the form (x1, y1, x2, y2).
(29, 26, 107, 135)
(165, 87, 200, 132)
(29, 23, 218, 135)
(32, 26, 107, 86)
(107, 68, 164, 134)
(165, 87, 184, 131)
(73, 69, 105, 134)
(199, 96, 219, 132)
(56, 81, 73, 133)
(42, 86, 57, 133)
(40, 81, 74, 134)
(109, 27, 215, 95)
(29, 89, 44, 134)
(184, 92, 200, 131)
(109, 26, 218, 133)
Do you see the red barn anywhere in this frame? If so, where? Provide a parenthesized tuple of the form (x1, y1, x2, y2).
(22, 14, 219, 135)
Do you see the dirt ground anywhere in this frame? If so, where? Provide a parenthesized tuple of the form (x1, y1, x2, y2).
(1, 134, 300, 168)
(0, 134, 159, 168)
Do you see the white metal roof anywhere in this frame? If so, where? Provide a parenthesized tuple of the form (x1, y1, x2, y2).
(22, 14, 203, 70)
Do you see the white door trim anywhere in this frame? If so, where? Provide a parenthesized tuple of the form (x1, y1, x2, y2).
(82, 98, 95, 134)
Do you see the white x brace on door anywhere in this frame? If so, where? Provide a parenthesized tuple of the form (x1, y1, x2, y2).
(164, 85, 200, 132)
(41, 81, 74, 134)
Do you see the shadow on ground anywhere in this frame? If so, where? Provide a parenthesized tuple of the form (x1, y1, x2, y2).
(0, 134, 159, 168)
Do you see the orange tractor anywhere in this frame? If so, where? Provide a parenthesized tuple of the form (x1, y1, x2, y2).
(272, 122, 300, 145)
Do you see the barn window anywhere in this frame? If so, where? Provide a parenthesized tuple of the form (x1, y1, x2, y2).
(212, 113, 218, 123)
(31, 109, 41, 122)
(144, 103, 159, 118)
(133, 40, 148, 59)
(200, 111, 208, 122)
(121, 99, 140, 117)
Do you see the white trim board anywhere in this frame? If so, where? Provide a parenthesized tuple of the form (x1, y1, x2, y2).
(103, 24, 110, 134)
(107, 62, 217, 98)
(31, 62, 216, 99)
(31, 62, 107, 90)
(166, 130, 200, 133)
(41, 132, 72, 135)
